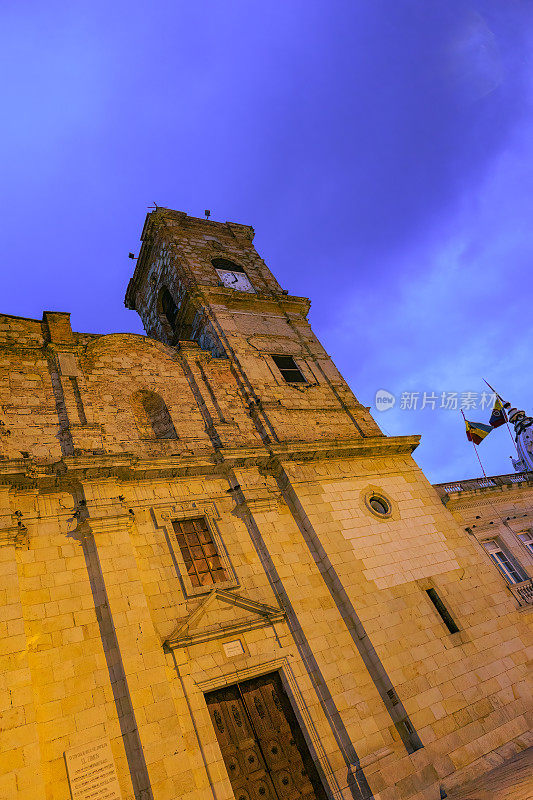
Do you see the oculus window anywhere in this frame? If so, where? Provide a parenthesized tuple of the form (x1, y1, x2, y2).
(369, 496, 389, 515)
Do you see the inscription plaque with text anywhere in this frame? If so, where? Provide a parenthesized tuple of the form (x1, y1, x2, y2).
(222, 639, 244, 657)
(64, 738, 122, 800)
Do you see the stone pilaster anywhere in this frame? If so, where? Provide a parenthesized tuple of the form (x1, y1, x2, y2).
(0, 486, 46, 800)
(81, 479, 191, 800)
(227, 466, 388, 800)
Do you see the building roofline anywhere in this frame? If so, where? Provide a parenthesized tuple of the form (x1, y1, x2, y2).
(433, 470, 533, 501)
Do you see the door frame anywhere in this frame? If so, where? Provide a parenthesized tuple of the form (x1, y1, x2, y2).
(196, 656, 340, 800)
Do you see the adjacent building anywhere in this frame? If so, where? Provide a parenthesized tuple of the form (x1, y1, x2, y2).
(434, 471, 533, 609)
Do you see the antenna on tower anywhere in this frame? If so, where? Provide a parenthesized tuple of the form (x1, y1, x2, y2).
(205, 209, 211, 219)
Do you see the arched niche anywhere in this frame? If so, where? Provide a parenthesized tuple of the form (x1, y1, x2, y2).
(157, 286, 179, 343)
(131, 389, 178, 440)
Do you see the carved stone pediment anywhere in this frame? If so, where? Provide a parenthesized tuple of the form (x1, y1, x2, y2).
(163, 588, 284, 649)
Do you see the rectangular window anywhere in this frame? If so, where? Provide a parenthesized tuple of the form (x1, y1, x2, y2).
(172, 517, 227, 587)
(482, 539, 528, 584)
(426, 588, 460, 634)
(272, 354, 307, 383)
(518, 530, 533, 556)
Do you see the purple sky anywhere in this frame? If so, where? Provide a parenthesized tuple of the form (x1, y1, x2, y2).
(2, 1, 532, 482)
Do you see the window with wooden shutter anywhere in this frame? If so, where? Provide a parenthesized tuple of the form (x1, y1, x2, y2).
(172, 517, 227, 586)
(271, 355, 306, 384)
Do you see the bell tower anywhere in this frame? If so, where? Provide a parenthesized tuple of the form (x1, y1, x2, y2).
(125, 207, 382, 444)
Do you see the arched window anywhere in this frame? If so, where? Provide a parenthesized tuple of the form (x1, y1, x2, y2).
(131, 390, 177, 440)
(160, 287, 178, 330)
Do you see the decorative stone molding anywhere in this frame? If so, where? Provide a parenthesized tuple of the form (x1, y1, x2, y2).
(0, 434, 422, 490)
(0, 524, 29, 548)
(228, 470, 285, 514)
(163, 588, 285, 648)
(234, 491, 282, 514)
(154, 500, 220, 527)
(154, 502, 239, 597)
(83, 513, 134, 537)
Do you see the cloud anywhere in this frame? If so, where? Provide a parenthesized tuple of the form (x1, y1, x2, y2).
(447, 9, 503, 102)
(325, 99, 533, 482)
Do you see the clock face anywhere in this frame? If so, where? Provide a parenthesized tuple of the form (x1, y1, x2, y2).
(216, 269, 254, 293)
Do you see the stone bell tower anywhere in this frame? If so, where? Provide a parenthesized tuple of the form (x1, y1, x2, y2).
(125, 207, 381, 446)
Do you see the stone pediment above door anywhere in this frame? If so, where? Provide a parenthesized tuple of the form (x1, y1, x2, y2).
(163, 588, 285, 649)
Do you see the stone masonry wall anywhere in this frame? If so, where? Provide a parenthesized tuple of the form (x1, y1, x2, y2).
(0, 209, 531, 800)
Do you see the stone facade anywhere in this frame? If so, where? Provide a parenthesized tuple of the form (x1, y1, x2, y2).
(0, 208, 531, 800)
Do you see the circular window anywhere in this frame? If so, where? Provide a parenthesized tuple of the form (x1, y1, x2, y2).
(366, 494, 391, 517)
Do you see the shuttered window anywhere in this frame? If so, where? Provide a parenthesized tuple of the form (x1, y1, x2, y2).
(172, 517, 227, 586)
(518, 531, 533, 556)
(482, 539, 528, 584)
(271, 355, 306, 383)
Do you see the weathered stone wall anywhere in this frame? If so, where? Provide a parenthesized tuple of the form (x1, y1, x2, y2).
(126, 211, 382, 445)
(2, 456, 530, 800)
(0, 315, 63, 462)
(278, 457, 532, 790)
(0, 210, 531, 800)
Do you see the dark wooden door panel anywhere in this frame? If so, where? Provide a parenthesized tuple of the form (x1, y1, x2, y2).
(206, 672, 327, 800)
(207, 683, 276, 800)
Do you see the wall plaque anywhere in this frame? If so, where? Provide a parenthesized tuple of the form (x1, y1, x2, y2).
(64, 738, 122, 800)
(223, 639, 244, 657)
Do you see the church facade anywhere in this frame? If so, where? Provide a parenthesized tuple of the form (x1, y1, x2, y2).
(0, 208, 531, 800)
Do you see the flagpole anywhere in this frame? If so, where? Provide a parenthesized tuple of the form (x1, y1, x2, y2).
(461, 409, 488, 479)
(482, 378, 521, 458)
(483, 379, 498, 395)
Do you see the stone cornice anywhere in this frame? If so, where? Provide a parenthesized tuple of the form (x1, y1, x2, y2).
(199, 287, 311, 316)
(217, 435, 420, 469)
(268, 435, 421, 464)
(0, 458, 34, 478)
(438, 479, 533, 509)
(0, 434, 420, 488)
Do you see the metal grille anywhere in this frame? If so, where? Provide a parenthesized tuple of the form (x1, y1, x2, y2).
(172, 517, 227, 587)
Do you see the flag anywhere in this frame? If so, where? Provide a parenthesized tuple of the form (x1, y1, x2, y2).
(465, 419, 493, 445)
(489, 397, 506, 428)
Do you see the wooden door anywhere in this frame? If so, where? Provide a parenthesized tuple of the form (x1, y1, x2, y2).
(206, 672, 327, 800)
